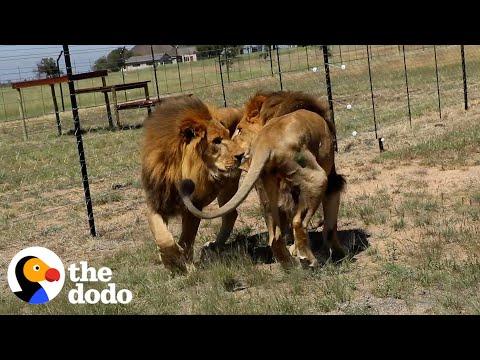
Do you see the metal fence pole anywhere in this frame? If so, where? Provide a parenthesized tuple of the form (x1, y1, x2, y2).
(17, 89, 28, 140)
(305, 46, 310, 70)
(63, 45, 97, 237)
(150, 45, 160, 99)
(0, 78, 8, 121)
(223, 47, 231, 83)
(461, 45, 468, 110)
(366, 45, 379, 140)
(121, 47, 128, 101)
(269, 45, 274, 76)
(322, 45, 337, 152)
(56, 51, 65, 112)
(402, 45, 412, 127)
(218, 52, 227, 107)
(175, 46, 183, 92)
(276, 46, 283, 90)
(433, 45, 442, 119)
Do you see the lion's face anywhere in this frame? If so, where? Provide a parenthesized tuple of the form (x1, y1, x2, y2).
(181, 117, 244, 180)
(203, 121, 245, 180)
(231, 112, 263, 168)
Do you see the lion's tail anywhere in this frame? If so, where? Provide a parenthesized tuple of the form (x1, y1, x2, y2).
(179, 149, 270, 219)
(326, 165, 346, 195)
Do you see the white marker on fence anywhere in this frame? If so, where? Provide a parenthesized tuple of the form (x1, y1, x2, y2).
(346, 104, 352, 110)
(352, 131, 357, 137)
(312, 67, 318, 73)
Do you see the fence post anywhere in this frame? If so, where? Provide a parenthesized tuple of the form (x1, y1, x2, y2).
(305, 46, 310, 70)
(56, 51, 65, 112)
(175, 46, 183, 92)
(49, 84, 62, 136)
(63, 45, 97, 237)
(218, 52, 227, 107)
(433, 45, 442, 119)
(322, 45, 338, 152)
(150, 45, 160, 99)
(17, 88, 28, 140)
(402, 45, 412, 127)
(269, 45, 274, 76)
(40, 84, 47, 116)
(460, 45, 468, 110)
(275, 46, 283, 91)
(366, 45, 379, 140)
(0, 78, 8, 121)
(223, 47, 231, 83)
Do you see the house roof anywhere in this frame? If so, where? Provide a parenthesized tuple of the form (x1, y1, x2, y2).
(130, 45, 177, 57)
(130, 45, 197, 57)
(177, 46, 197, 56)
(125, 53, 171, 65)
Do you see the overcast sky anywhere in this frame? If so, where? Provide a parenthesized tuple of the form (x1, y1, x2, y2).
(0, 45, 133, 81)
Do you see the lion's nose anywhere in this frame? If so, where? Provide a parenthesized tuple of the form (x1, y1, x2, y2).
(235, 153, 245, 162)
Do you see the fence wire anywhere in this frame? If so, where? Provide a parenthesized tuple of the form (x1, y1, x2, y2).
(1, 44, 479, 241)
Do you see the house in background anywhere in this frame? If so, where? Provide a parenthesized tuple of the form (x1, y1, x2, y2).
(241, 45, 266, 54)
(177, 46, 197, 62)
(123, 45, 197, 71)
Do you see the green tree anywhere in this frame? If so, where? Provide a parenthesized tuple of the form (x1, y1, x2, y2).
(93, 56, 109, 71)
(93, 47, 133, 72)
(36, 57, 62, 78)
(196, 45, 224, 59)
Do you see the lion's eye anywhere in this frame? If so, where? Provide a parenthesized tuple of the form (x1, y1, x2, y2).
(232, 128, 241, 138)
(213, 137, 222, 144)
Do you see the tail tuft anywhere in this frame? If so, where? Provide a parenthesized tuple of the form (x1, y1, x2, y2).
(326, 172, 346, 194)
(179, 179, 196, 197)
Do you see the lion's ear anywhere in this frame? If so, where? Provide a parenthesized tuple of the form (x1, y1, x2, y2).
(179, 118, 206, 143)
(247, 95, 268, 118)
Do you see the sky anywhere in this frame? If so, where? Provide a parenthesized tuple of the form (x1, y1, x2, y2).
(0, 45, 133, 82)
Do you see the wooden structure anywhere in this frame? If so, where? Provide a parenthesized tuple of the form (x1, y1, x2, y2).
(12, 69, 193, 138)
(74, 80, 157, 128)
(12, 75, 69, 139)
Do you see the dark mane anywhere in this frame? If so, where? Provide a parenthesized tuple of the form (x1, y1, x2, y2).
(141, 95, 212, 215)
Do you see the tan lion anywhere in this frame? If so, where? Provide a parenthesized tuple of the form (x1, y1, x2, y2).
(141, 95, 245, 273)
(179, 91, 346, 268)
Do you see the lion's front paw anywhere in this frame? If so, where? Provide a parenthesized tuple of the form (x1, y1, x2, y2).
(160, 244, 188, 274)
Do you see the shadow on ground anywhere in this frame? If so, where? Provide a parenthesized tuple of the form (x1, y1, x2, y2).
(198, 228, 371, 266)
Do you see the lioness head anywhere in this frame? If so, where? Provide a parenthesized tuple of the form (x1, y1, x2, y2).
(179, 116, 245, 180)
(231, 94, 268, 169)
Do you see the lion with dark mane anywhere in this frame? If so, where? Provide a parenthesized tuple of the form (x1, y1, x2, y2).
(141, 95, 244, 273)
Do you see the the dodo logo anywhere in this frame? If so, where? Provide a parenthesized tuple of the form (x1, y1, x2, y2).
(8, 247, 65, 304)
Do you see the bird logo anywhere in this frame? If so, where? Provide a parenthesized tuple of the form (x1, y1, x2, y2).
(8, 247, 65, 305)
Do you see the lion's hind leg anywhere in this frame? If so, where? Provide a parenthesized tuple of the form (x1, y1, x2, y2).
(322, 189, 347, 260)
(262, 175, 295, 269)
(289, 156, 328, 268)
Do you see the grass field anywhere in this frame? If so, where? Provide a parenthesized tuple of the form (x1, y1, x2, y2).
(0, 45, 479, 314)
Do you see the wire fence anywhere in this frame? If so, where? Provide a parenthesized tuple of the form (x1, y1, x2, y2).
(1, 44, 479, 242)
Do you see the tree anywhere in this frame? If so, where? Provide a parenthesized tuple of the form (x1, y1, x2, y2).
(93, 47, 133, 72)
(196, 45, 242, 60)
(93, 56, 109, 71)
(36, 57, 62, 78)
(196, 45, 224, 59)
